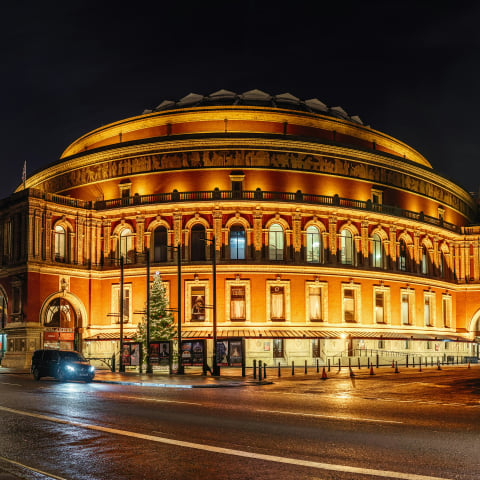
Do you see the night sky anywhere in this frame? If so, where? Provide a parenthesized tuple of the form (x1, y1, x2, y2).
(2, 2, 480, 197)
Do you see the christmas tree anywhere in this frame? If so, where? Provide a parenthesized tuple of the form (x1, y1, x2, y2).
(134, 272, 176, 364)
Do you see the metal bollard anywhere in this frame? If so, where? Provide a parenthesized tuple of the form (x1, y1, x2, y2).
(376, 354, 379, 368)
(413, 357, 415, 368)
(253, 359, 257, 379)
(305, 360, 307, 374)
(368, 358, 370, 368)
(258, 360, 263, 381)
(338, 358, 341, 371)
(278, 362, 281, 377)
(292, 361, 295, 376)
(316, 359, 319, 373)
(328, 358, 331, 372)
(111, 354, 116, 372)
(357, 357, 361, 369)
(406, 355, 409, 368)
(264, 362, 267, 379)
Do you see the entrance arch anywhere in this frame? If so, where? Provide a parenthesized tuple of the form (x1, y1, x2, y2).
(40, 292, 87, 351)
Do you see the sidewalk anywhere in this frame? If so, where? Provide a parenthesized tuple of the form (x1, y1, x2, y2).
(0, 366, 272, 388)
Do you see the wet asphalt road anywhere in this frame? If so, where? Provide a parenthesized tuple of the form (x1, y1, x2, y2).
(0, 366, 479, 480)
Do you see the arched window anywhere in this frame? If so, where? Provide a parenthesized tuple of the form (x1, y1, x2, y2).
(398, 240, 407, 271)
(306, 226, 321, 263)
(191, 224, 206, 261)
(54, 225, 66, 262)
(269, 223, 284, 260)
(439, 252, 446, 278)
(230, 225, 245, 260)
(372, 233, 382, 268)
(119, 228, 134, 263)
(340, 229, 353, 265)
(421, 246, 428, 275)
(153, 226, 167, 262)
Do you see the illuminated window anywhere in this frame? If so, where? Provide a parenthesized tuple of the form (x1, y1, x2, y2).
(372, 188, 383, 205)
(372, 233, 383, 268)
(111, 284, 132, 324)
(191, 285, 206, 322)
(153, 226, 167, 262)
(118, 228, 134, 263)
(186, 280, 209, 322)
(230, 225, 245, 260)
(312, 339, 321, 358)
(343, 288, 356, 322)
(273, 339, 284, 358)
(401, 292, 411, 325)
(340, 229, 353, 265)
(378, 339, 385, 349)
(269, 223, 284, 260)
(421, 246, 429, 275)
(54, 225, 66, 262)
(230, 285, 246, 321)
(442, 295, 452, 328)
(424, 292, 435, 327)
(306, 225, 321, 263)
(398, 240, 407, 271)
(270, 286, 285, 321)
(309, 286, 322, 321)
(375, 291, 385, 323)
(191, 224, 206, 261)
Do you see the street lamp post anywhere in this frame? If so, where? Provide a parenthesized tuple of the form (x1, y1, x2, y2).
(119, 256, 125, 372)
(209, 235, 219, 376)
(145, 249, 152, 374)
(176, 242, 184, 375)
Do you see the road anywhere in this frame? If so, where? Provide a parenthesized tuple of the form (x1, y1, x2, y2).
(0, 366, 479, 480)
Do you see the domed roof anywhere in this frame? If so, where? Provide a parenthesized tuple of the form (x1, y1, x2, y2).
(142, 89, 366, 126)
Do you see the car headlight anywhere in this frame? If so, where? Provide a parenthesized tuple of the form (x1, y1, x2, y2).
(89, 366, 95, 373)
(66, 365, 75, 372)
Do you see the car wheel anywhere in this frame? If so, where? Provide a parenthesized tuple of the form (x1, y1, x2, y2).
(57, 368, 67, 382)
(32, 368, 41, 381)
(85, 375, 94, 383)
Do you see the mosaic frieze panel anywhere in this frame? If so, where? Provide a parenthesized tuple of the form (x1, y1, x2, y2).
(43, 150, 471, 217)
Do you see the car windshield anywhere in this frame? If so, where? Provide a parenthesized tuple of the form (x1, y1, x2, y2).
(60, 351, 87, 362)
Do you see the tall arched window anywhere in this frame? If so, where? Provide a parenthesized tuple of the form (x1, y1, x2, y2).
(191, 224, 206, 261)
(398, 240, 407, 271)
(372, 233, 382, 268)
(54, 225, 66, 262)
(269, 223, 284, 260)
(421, 246, 428, 274)
(439, 252, 445, 278)
(306, 226, 321, 263)
(119, 228, 134, 263)
(340, 229, 353, 265)
(153, 226, 167, 262)
(230, 225, 245, 260)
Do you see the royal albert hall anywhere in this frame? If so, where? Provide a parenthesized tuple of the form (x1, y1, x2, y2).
(1, 89, 480, 369)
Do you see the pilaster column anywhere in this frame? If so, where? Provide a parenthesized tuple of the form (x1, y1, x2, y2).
(328, 215, 337, 263)
(212, 209, 223, 261)
(136, 215, 145, 254)
(292, 212, 302, 262)
(253, 209, 263, 261)
(173, 212, 183, 262)
(361, 220, 369, 266)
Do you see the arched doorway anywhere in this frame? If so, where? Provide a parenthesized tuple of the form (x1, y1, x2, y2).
(43, 297, 77, 350)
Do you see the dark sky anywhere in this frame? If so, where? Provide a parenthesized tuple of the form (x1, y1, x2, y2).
(2, 1, 480, 196)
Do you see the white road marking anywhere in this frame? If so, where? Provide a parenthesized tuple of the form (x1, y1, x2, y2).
(0, 382, 22, 386)
(0, 455, 67, 480)
(255, 409, 404, 424)
(118, 394, 201, 406)
(0, 405, 453, 480)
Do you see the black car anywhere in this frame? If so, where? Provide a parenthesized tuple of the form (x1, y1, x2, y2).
(31, 349, 95, 382)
